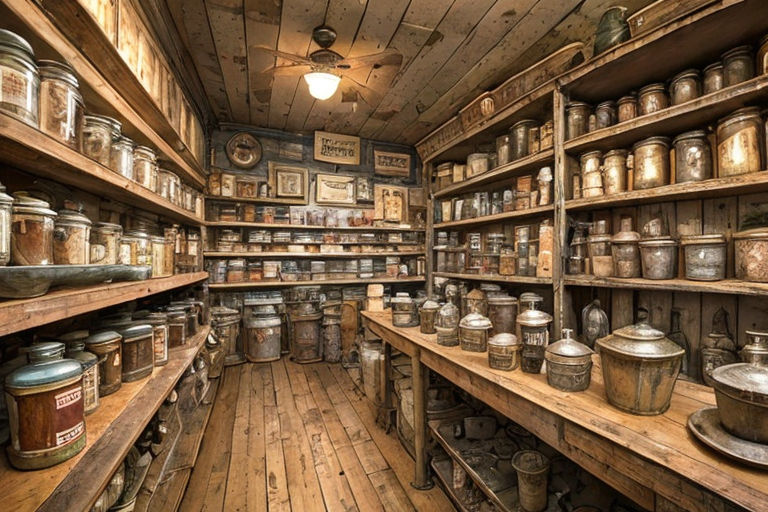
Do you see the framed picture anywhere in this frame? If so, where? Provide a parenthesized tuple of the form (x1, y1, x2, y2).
(314, 130, 361, 165)
(267, 162, 309, 203)
(374, 149, 411, 177)
(408, 187, 426, 207)
(315, 173, 357, 205)
(374, 184, 408, 224)
(356, 177, 373, 203)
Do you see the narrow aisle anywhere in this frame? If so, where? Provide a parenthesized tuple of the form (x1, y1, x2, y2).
(180, 360, 454, 512)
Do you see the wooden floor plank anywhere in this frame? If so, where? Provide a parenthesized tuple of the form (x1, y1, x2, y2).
(223, 365, 253, 511)
(368, 469, 417, 512)
(246, 365, 268, 511)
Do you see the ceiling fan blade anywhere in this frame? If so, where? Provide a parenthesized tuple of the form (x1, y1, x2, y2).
(342, 76, 384, 106)
(252, 46, 311, 65)
(337, 50, 403, 69)
(272, 64, 313, 76)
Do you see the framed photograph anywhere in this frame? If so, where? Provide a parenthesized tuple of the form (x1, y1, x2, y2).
(314, 130, 361, 165)
(267, 162, 309, 203)
(374, 184, 408, 224)
(374, 149, 411, 177)
(356, 177, 373, 203)
(316, 173, 357, 205)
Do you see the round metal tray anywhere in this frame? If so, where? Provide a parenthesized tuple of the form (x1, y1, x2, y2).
(688, 407, 768, 469)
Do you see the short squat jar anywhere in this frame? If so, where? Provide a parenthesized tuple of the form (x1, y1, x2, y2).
(110, 135, 135, 180)
(722, 45, 754, 86)
(716, 107, 763, 177)
(669, 69, 701, 105)
(565, 101, 591, 139)
(0, 29, 39, 126)
(632, 136, 670, 190)
(681, 234, 726, 281)
(83, 114, 117, 166)
(673, 130, 712, 183)
(11, 192, 57, 265)
(38, 60, 84, 150)
(459, 312, 492, 352)
(637, 83, 668, 115)
(488, 333, 521, 371)
(639, 238, 678, 279)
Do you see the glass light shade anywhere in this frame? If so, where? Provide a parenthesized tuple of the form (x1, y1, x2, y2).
(303, 72, 341, 100)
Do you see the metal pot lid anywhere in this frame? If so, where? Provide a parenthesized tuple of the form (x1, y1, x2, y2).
(734, 228, 768, 240)
(85, 330, 122, 346)
(597, 322, 685, 359)
(420, 299, 440, 311)
(546, 329, 593, 358)
(680, 234, 726, 245)
(11, 191, 56, 216)
(519, 292, 543, 303)
(56, 208, 92, 226)
(6, 357, 82, 390)
(488, 333, 520, 347)
(459, 312, 492, 330)
(566, 101, 590, 109)
(487, 295, 517, 305)
(710, 363, 768, 406)
(516, 308, 553, 327)
(638, 238, 678, 247)
(58, 330, 89, 342)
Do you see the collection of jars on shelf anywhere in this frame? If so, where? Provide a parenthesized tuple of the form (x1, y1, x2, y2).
(209, 170, 273, 199)
(207, 255, 425, 284)
(1, 296, 206, 470)
(0, 188, 199, 275)
(569, 213, 768, 283)
(435, 167, 552, 224)
(434, 225, 553, 278)
(0, 30, 201, 215)
(209, 201, 380, 228)
(433, 118, 554, 192)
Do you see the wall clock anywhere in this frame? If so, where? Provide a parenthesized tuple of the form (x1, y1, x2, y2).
(225, 132, 262, 169)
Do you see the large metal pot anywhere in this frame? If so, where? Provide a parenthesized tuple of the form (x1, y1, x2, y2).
(244, 305, 281, 363)
(596, 321, 684, 415)
(289, 302, 323, 363)
(710, 362, 768, 443)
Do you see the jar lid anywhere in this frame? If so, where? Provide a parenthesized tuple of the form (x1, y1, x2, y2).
(718, 107, 762, 128)
(638, 238, 678, 247)
(37, 59, 79, 89)
(617, 95, 636, 104)
(391, 293, 413, 304)
(703, 61, 723, 72)
(11, 191, 56, 216)
(672, 130, 708, 144)
(604, 149, 628, 158)
(146, 311, 168, 322)
(670, 68, 700, 82)
(519, 292, 543, 303)
(93, 221, 122, 232)
(58, 330, 89, 343)
(566, 101, 590, 109)
(436, 162, 453, 171)
(6, 346, 83, 389)
(467, 152, 489, 160)
(597, 322, 685, 359)
(587, 234, 612, 244)
(734, 228, 768, 240)
(56, 208, 92, 226)
(638, 82, 666, 94)
(487, 295, 517, 306)
(124, 229, 149, 239)
(546, 329, 593, 358)
(580, 150, 602, 159)
(510, 118, 537, 129)
(420, 299, 440, 311)
(118, 323, 153, 338)
(722, 45, 753, 59)
(710, 363, 768, 405)
(596, 100, 616, 109)
(134, 145, 157, 159)
(517, 306, 553, 327)
(0, 29, 34, 58)
(488, 333, 520, 347)
(86, 330, 122, 346)
(26, 341, 66, 361)
(680, 234, 726, 245)
(115, 135, 135, 147)
(459, 312, 492, 330)
(632, 136, 671, 150)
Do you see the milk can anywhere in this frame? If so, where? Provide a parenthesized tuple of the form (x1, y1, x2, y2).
(244, 305, 281, 363)
(419, 299, 440, 334)
(435, 302, 460, 347)
(61, 331, 99, 415)
(212, 306, 244, 366)
(5, 342, 85, 469)
(488, 333, 521, 371)
(459, 312, 492, 352)
(289, 302, 323, 363)
(487, 295, 518, 337)
(117, 324, 154, 382)
(85, 330, 122, 397)
(517, 302, 553, 374)
(545, 329, 593, 392)
(391, 293, 419, 327)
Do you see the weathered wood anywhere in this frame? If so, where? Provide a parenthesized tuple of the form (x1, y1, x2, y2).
(262, 366, 291, 511)
(208, 276, 425, 289)
(367, 469, 417, 512)
(433, 272, 551, 286)
(243, 0, 281, 126)
(433, 204, 555, 229)
(564, 275, 768, 297)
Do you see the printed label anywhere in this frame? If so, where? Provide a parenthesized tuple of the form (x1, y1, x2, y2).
(0, 68, 30, 109)
(55, 421, 84, 446)
(55, 388, 82, 410)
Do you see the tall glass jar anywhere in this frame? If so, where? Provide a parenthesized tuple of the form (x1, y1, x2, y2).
(119, 229, 150, 266)
(158, 168, 181, 205)
(38, 60, 84, 150)
(133, 145, 157, 191)
(90, 221, 122, 265)
(0, 29, 39, 127)
(82, 114, 116, 166)
(11, 192, 57, 265)
(110, 135, 135, 179)
(53, 207, 92, 265)
(0, 181, 12, 265)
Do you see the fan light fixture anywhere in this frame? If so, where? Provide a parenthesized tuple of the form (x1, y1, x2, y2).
(303, 71, 340, 100)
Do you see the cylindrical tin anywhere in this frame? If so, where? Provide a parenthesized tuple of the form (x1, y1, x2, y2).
(517, 304, 553, 374)
(639, 238, 678, 279)
(166, 309, 187, 348)
(435, 302, 460, 347)
(391, 293, 419, 327)
(673, 130, 712, 183)
(710, 363, 768, 443)
(244, 306, 281, 362)
(85, 330, 122, 396)
(757, 34, 768, 75)
(488, 333, 521, 371)
(722, 45, 754, 86)
(509, 119, 538, 160)
(637, 83, 668, 115)
(545, 329, 593, 392)
(703, 62, 724, 94)
(211, 306, 244, 365)
(734, 228, 768, 282)
(602, 149, 628, 194)
(118, 324, 154, 382)
(143, 312, 169, 366)
(566, 102, 590, 140)
(289, 303, 323, 363)
(617, 95, 637, 123)
(459, 313, 492, 352)
(322, 313, 342, 363)
(669, 69, 701, 105)
(496, 134, 511, 166)
(512, 451, 550, 512)
(716, 107, 763, 177)
(632, 136, 670, 190)
(611, 217, 641, 278)
(62, 335, 99, 415)
(11, 193, 57, 266)
(419, 299, 440, 335)
(487, 295, 518, 337)
(594, 101, 616, 129)
(681, 234, 726, 281)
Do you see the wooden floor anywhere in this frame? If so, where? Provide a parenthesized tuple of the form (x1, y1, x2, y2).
(179, 359, 454, 512)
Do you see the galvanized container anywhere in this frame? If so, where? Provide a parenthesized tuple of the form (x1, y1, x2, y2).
(391, 293, 419, 327)
(565, 101, 590, 140)
(632, 136, 670, 190)
(681, 234, 726, 281)
(545, 329, 593, 392)
(710, 363, 768, 443)
(459, 312, 492, 352)
(596, 322, 684, 415)
(289, 302, 323, 363)
(517, 302, 553, 374)
(244, 305, 281, 362)
(703, 62, 724, 94)
(487, 295, 518, 337)
(509, 119, 538, 160)
(594, 100, 617, 129)
(435, 301, 460, 347)
(488, 333, 521, 371)
(639, 237, 678, 280)
(617, 95, 637, 122)
(716, 107, 763, 177)
(734, 228, 768, 282)
(722, 45, 754, 86)
(669, 69, 701, 105)
(211, 306, 244, 366)
(419, 299, 440, 334)
(637, 82, 668, 115)
(611, 217, 641, 278)
(741, 330, 768, 366)
(673, 130, 712, 183)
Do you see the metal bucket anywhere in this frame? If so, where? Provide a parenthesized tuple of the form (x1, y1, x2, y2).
(289, 303, 323, 363)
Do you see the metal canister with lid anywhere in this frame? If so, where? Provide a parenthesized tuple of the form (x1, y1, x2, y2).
(85, 330, 122, 396)
(11, 192, 57, 265)
(516, 301, 553, 374)
(322, 302, 342, 363)
(0, 29, 39, 126)
(544, 329, 593, 392)
(117, 324, 154, 382)
(142, 311, 169, 366)
(681, 234, 726, 281)
(716, 107, 763, 177)
(673, 130, 712, 183)
(211, 306, 244, 365)
(60, 331, 99, 414)
(602, 149, 628, 194)
(419, 299, 440, 334)
(669, 69, 700, 105)
(565, 101, 590, 139)
(611, 217, 641, 278)
(289, 302, 323, 363)
(38, 60, 84, 150)
(487, 333, 521, 371)
(741, 330, 768, 365)
(633, 136, 670, 189)
(487, 295, 518, 337)
(464, 288, 488, 316)
(734, 228, 768, 282)
(637, 83, 668, 115)
(459, 312, 492, 352)
(510, 119, 538, 160)
(166, 308, 187, 348)
(391, 293, 419, 327)
(83, 114, 118, 166)
(244, 305, 281, 362)
(703, 62, 724, 94)
(722, 45, 754, 86)
(617, 95, 637, 122)
(119, 229, 150, 266)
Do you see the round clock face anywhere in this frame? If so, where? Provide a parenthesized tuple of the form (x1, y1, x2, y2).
(225, 132, 262, 169)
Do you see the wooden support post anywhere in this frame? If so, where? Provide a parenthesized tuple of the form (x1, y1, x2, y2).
(553, 85, 567, 335)
(410, 347, 433, 490)
(424, 161, 434, 297)
(376, 342, 395, 432)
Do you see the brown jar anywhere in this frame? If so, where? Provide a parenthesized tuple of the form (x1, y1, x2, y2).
(38, 60, 84, 150)
(143, 312, 169, 366)
(703, 62, 724, 94)
(669, 69, 701, 105)
(565, 101, 590, 139)
(509, 119, 538, 160)
(118, 324, 154, 382)
(62, 335, 100, 415)
(594, 101, 617, 129)
(716, 107, 763, 177)
(53, 207, 92, 265)
(637, 83, 668, 115)
(722, 45, 754, 86)
(617, 95, 637, 122)
(632, 136, 670, 189)
(166, 309, 187, 348)
(602, 149, 628, 194)
(85, 330, 122, 396)
(673, 130, 712, 183)
(90, 221, 122, 265)
(11, 192, 57, 265)
(487, 295, 518, 338)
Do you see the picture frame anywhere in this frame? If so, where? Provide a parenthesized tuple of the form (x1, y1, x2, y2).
(374, 149, 411, 177)
(314, 130, 361, 165)
(267, 162, 309, 203)
(315, 173, 357, 205)
(355, 176, 373, 203)
(374, 184, 409, 224)
(408, 187, 426, 208)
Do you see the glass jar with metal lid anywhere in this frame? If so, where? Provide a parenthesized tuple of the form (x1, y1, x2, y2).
(244, 305, 281, 362)
(85, 330, 122, 396)
(133, 145, 157, 191)
(149, 235, 167, 278)
(669, 69, 701, 105)
(89, 221, 122, 265)
(435, 302, 459, 347)
(38, 60, 84, 150)
(0, 29, 39, 126)
(597, 321, 684, 415)
(158, 168, 182, 205)
(673, 130, 712, 183)
(488, 333, 521, 371)
(459, 312, 492, 352)
(119, 229, 150, 266)
(0, 181, 12, 265)
(716, 107, 763, 177)
(140, 311, 169, 366)
(681, 234, 726, 281)
(544, 329, 593, 392)
(83, 114, 118, 166)
(62, 333, 100, 414)
(116, 324, 154, 382)
(110, 135, 135, 180)
(391, 292, 419, 327)
(11, 192, 57, 265)
(418, 299, 440, 334)
(53, 206, 92, 265)
(517, 301, 553, 374)
(166, 308, 187, 348)
(5, 342, 85, 469)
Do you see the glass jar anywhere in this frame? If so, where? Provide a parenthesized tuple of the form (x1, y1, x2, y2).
(716, 107, 763, 177)
(510, 119, 538, 160)
(89, 222, 122, 265)
(85, 330, 122, 396)
(0, 181, 12, 265)
(83, 114, 117, 166)
(435, 302, 460, 347)
(187, 231, 200, 269)
(722, 45, 754, 86)
(248, 261, 263, 281)
(38, 60, 84, 150)
(53, 207, 92, 265)
(133, 145, 157, 191)
(119, 229, 150, 266)
(11, 192, 57, 265)
(617, 95, 637, 123)
(163, 227, 176, 276)
(565, 101, 590, 139)
(117, 324, 154, 382)
(594, 101, 616, 129)
(637, 83, 668, 115)
(183, 184, 194, 211)
(488, 295, 518, 337)
(703, 62, 724, 94)
(166, 309, 187, 348)
(673, 130, 712, 183)
(110, 135, 134, 179)
(62, 336, 100, 415)
(150, 235, 166, 278)
(499, 244, 517, 276)
(158, 169, 181, 205)
(632, 136, 670, 190)
(0, 29, 39, 126)
(144, 311, 169, 366)
(669, 69, 701, 105)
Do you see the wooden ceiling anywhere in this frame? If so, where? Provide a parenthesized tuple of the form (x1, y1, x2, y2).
(165, 0, 654, 145)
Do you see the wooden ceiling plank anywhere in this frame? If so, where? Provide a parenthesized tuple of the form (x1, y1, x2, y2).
(205, 0, 250, 123)
(244, 0, 281, 127)
(168, 0, 231, 120)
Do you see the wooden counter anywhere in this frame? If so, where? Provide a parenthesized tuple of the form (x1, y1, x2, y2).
(362, 310, 766, 512)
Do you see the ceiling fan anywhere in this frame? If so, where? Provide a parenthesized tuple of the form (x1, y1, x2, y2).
(256, 25, 402, 100)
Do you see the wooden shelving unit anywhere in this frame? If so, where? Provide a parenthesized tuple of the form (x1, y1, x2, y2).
(209, 276, 425, 289)
(205, 195, 307, 206)
(1, 326, 210, 512)
(434, 205, 554, 229)
(433, 272, 551, 286)
(0, 272, 208, 337)
(203, 251, 425, 258)
(205, 221, 424, 232)
(430, 458, 472, 512)
(564, 275, 768, 296)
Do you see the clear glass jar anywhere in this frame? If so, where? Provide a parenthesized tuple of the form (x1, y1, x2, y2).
(133, 145, 157, 191)
(119, 230, 150, 266)
(83, 114, 117, 166)
(186, 231, 200, 268)
(0, 29, 39, 127)
(110, 135, 135, 179)
(11, 192, 57, 265)
(90, 221, 122, 265)
(158, 168, 181, 205)
(150, 235, 166, 278)
(183, 184, 194, 211)
(53, 207, 92, 265)
(38, 60, 84, 150)
(144, 311, 169, 366)
(0, 182, 12, 265)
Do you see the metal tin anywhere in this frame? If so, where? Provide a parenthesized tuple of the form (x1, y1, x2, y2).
(681, 234, 726, 281)
(722, 45, 754, 86)
(741, 330, 768, 366)
(488, 333, 521, 371)
(545, 329, 593, 392)
(466, 153, 490, 177)
(509, 119, 538, 160)
(669, 69, 701, 105)
(211, 306, 244, 365)
(419, 299, 440, 334)
(602, 149, 628, 194)
(637, 83, 668, 115)
(703, 62, 724, 94)
(566, 102, 591, 140)
(5, 342, 85, 469)
(611, 217, 641, 278)
(117, 324, 154, 382)
(289, 302, 323, 363)
(464, 288, 488, 316)
(673, 130, 712, 183)
(244, 305, 281, 362)
(710, 363, 768, 443)
(758, 34, 768, 75)
(588, 234, 613, 277)
(435, 302, 460, 347)
(391, 293, 419, 327)
(63, 337, 99, 415)
(459, 312, 492, 352)
(85, 330, 122, 396)
(38, 60, 84, 150)
(716, 107, 763, 177)
(596, 322, 684, 415)
(617, 94, 637, 123)
(580, 150, 602, 175)
(517, 302, 553, 374)
(487, 295, 518, 337)
(11, 193, 57, 265)
(594, 101, 616, 129)
(734, 228, 768, 282)
(632, 136, 670, 189)
(639, 237, 678, 279)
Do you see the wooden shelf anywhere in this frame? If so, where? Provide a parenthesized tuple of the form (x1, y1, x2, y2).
(431, 458, 473, 512)
(434, 205, 554, 229)
(433, 272, 552, 286)
(1, 326, 211, 512)
(209, 276, 426, 289)
(564, 74, 768, 154)
(0, 272, 208, 337)
(434, 149, 555, 199)
(564, 274, 768, 296)
(205, 221, 424, 232)
(205, 195, 307, 205)
(0, 113, 203, 225)
(565, 171, 768, 211)
(203, 251, 425, 258)
(1, 0, 205, 186)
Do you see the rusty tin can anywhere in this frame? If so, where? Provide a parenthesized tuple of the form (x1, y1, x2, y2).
(681, 234, 726, 281)
(637, 83, 668, 115)
(673, 130, 712, 183)
(289, 302, 323, 363)
(459, 312, 492, 352)
(488, 333, 521, 371)
(617, 94, 637, 123)
(669, 69, 701, 105)
(545, 329, 593, 392)
(734, 228, 768, 282)
(632, 136, 670, 189)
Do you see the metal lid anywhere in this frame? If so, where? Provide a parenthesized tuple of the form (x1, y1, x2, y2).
(617, 95, 636, 104)
(632, 136, 671, 150)
(114, 135, 134, 147)
(146, 311, 168, 322)
(488, 333, 520, 347)
(11, 192, 56, 216)
(670, 68, 700, 83)
(566, 101, 590, 109)
(638, 82, 666, 94)
(718, 107, 762, 128)
(597, 322, 685, 359)
(672, 130, 707, 145)
(124, 229, 149, 239)
(56, 208, 92, 226)
(466, 289, 485, 300)
(710, 363, 768, 406)
(703, 61, 723, 72)
(459, 312, 492, 330)
(390, 293, 413, 304)
(612, 224, 640, 243)
(638, 238, 678, 247)
(134, 145, 157, 159)
(92, 221, 122, 232)
(420, 299, 440, 311)
(519, 292, 543, 303)
(581, 150, 602, 159)
(37, 59, 79, 89)
(680, 234, 726, 245)
(516, 304, 553, 327)
(734, 228, 768, 240)
(596, 100, 616, 109)
(546, 329, 593, 358)
(0, 29, 34, 58)
(85, 330, 121, 346)
(587, 234, 612, 244)
(6, 344, 82, 389)
(84, 114, 117, 128)
(26, 341, 66, 361)
(118, 323, 153, 338)
(605, 149, 628, 158)
(487, 295, 517, 306)
(721, 45, 753, 59)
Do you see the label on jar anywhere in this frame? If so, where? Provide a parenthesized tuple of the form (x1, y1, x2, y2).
(83, 366, 98, 412)
(55, 387, 82, 410)
(0, 67, 30, 110)
(718, 127, 760, 175)
(118, 242, 131, 265)
(56, 421, 84, 446)
(522, 328, 548, 346)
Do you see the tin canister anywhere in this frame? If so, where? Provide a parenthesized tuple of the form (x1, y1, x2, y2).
(673, 130, 712, 183)
(487, 295, 518, 337)
(637, 83, 668, 115)
(703, 62, 724, 94)
(639, 238, 678, 279)
(488, 333, 521, 371)
(117, 324, 154, 382)
(545, 329, 593, 392)
(85, 330, 122, 396)
(632, 136, 670, 189)
(617, 95, 637, 123)
(669, 69, 701, 105)
(459, 313, 492, 352)
(716, 107, 763, 177)
(517, 303, 552, 374)
(602, 149, 628, 194)
(289, 302, 323, 363)
(681, 234, 726, 281)
(722, 45, 754, 86)
(734, 228, 768, 282)
(566, 102, 590, 140)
